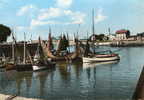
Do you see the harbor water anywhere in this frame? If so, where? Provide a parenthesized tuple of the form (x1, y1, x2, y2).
(0, 47, 144, 100)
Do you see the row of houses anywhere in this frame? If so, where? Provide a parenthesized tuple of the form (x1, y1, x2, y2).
(90, 29, 144, 41)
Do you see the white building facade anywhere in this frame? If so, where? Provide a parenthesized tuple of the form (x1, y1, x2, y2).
(115, 29, 130, 41)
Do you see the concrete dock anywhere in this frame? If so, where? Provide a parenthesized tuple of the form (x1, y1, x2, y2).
(132, 66, 144, 100)
(111, 40, 144, 47)
(0, 94, 42, 100)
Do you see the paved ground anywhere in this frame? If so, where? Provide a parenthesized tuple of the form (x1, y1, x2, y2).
(0, 94, 42, 100)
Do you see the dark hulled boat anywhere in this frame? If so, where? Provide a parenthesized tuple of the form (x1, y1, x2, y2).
(5, 33, 33, 71)
(40, 31, 81, 62)
(32, 37, 55, 71)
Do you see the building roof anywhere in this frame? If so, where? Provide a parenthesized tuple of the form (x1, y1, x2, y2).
(116, 29, 129, 34)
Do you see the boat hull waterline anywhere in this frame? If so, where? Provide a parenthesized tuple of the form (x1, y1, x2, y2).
(83, 60, 119, 69)
(83, 55, 120, 63)
(32, 65, 48, 71)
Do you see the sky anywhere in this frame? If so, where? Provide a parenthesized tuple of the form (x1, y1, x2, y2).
(0, 0, 144, 41)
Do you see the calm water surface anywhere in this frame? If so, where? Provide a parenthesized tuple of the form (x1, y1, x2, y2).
(0, 47, 144, 100)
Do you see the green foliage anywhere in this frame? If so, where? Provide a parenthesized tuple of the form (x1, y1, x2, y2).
(0, 24, 11, 42)
(89, 34, 108, 42)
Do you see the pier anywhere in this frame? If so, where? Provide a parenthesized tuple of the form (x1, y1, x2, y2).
(111, 40, 144, 47)
(0, 42, 38, 57)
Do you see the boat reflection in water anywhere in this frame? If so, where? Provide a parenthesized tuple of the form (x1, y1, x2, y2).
(83, 60, 119, 69)
(16, 71, 33, 96)
(33, 70, 53, 97)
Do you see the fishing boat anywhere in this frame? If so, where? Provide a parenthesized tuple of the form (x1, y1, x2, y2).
(40, 29, 81, 62)
(32, 37, 55, 71)
(16, 33, 33, 71)
(83, 60, 119, 69)
(83, 50, 120, 63)
(5, 33, 33, 71)
(82, 9, 120, 63)
(32, 61, 55, 71)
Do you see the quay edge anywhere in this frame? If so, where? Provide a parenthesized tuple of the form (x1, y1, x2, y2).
(0, 94, 43, 100)
(132, 66, 144, 100)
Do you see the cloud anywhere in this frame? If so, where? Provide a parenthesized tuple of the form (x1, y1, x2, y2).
(16, 26, 26, 31)
(16, 1, 85, 28)
(31, 19, 60, 26)
(38, 7, 62, 20)
(16, 4, 37, 16)
(56, 0, 73, 8)
(95, 8, 107, 24)
(15, 26, 32, 32)
(70, 12, 86, 24)
(64, 10, 86, 24)
(30, 9, 86, 27)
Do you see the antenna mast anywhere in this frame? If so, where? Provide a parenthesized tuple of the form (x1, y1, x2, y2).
(23, 33, 26, 64)
(92, 9, 95, 35)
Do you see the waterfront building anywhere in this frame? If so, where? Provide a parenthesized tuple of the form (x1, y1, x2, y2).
(127, 35, 137, 41)
(115, 29, 130, 40)
(127, 32, 144, 41)
(137, 32, 144, 40)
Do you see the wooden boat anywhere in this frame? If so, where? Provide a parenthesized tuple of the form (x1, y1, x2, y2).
(32, 37, 55, 71)
(32, 62, 55, 71)
(0, 59, 6, 69)
(40, 32, 80, 62)
(5, 61, 32, 71)
(5, 33, 33, 71)
(5, 62, 15, 70)
(82, 9, 120, 63)
(83, 50, 120, 63)
(16, 63, 32, 71)
(33, 65, 47, 71)
(83, 60, 119, 69)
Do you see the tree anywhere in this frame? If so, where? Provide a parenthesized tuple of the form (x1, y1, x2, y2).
(0, 24, 11, 42)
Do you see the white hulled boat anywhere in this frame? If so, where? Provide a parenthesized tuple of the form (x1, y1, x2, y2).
(83, 60, 119, 69)
(82, 9, 120, 63)
(32, 37, 55, 71)
(32, 65, 48, 71)
(83, 50, 120, 63)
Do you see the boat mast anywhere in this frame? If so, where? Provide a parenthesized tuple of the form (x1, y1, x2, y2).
(23, 32, 26, 64)
(92, 9, 95, 36)
(12, 32, 15, 62)
(67, 32, 70, 53)
(38, 37, 40, 54)
(108, 28, 111, 35)
(84, 31, 90, 56)
(92, 9, 96, 54)
(48, 27, 53, 50)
